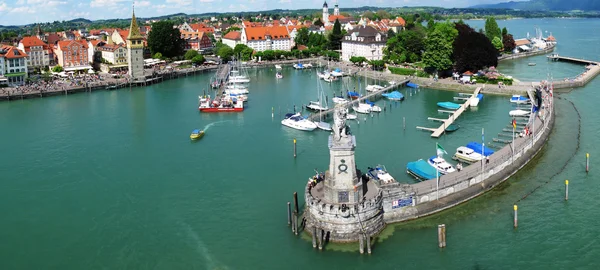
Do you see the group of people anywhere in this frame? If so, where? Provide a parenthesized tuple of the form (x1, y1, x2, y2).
(0, 73, 126, 97)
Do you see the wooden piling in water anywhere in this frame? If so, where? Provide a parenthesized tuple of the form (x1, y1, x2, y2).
(565, 180, 569, 201)
(359, 234, 364, 254)
(293, 139, 297, 158)
(294, 212, 298, 235)
(318, 229, 324, 250)
(312, 226, 317, 248)
(586, 153, 589, 172)
(291, 212, 296, 234)
(287, 202, 291, 225)
(366, 234, 372, 254)
(437, 224, 446, 248)
(293, 192, 299, 214)
(513, 205, 518, 228)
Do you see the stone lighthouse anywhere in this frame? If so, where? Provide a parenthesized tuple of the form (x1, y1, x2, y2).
(304, 106, 384, 243)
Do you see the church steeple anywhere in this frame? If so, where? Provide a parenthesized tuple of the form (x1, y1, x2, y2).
(333, 0, 339, 16)
(127, 7, 143, 40)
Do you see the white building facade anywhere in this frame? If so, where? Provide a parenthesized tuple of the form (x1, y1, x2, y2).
(341, 25, 386, 62)
(241, 26, 292, 52)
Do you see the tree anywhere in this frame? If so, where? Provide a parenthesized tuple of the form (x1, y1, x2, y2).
(233, 44, 253, 61)
(502, 34, 516, 52)
(328, 19, 343, 51)
(314, 18, 324, 27)
(147, 20, 186, 58)
(191, 55, 205, 65)
(453, 22, 498, 73)
(376, 10, 390, 19)
(224, 26, 241, 35)
(387, 29, 396, 39)
(349, 56, 367, 66)
(492, 36, 503, 52)
(422, 30, 454, 74)
(217, 46, 234, 62)
(484, 17, 501, 42)
(427, 18, 435, 30)
(184, 49, 199, 60)
(52, 65, 63, 72)
(383, 27, 425, 64)
(369, 60, 385, 71)
(153, 52, 163, 59)
(501, 27, 508, 37)
(294, 27, 310, 46)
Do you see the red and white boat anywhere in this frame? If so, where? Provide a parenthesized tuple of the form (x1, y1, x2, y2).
(198, 95, 244, 112)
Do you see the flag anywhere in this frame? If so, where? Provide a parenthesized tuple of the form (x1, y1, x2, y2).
(436, 143, 447, 156)
(512, 118, 517, 130)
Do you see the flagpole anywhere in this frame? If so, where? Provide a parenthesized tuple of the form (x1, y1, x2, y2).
(512, 118, 515, 163)
(436, 143, 439, 200)
(482, 128, 485, 175)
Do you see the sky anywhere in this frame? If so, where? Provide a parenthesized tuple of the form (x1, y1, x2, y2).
(0, 0, 510, 25)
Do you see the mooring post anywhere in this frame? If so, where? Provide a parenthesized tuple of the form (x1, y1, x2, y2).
(291, 212, 296, 234)
(513, 205, 518, 228)
(272, 107, 274, 118)
(293, 192, 299, 214)
(293, 139, 297, 158)
(294, 212, 299, 235)
(312, 226, 317, 248)
(287, 202, 291, 225)
(403, 117, 406, 130)
(565, 180, 569, 201)
(586, 153, 589, 173)
(359, 234, 365, 254)
(318, 229, 324, 250)
(437, 225, 443, 248)
(441, 224, 446, 247)
(366, 234, 372, 254)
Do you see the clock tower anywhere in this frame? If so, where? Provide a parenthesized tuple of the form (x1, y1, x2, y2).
(127, 7, 145, 83)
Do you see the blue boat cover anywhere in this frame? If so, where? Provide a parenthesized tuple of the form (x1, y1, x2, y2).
(192, 129, 200, 133)
(466, 142, 495, 156)
(348, 91, 360, 97)
(511, 95, 528, 101)
(477, 93, 483, 100)
(365, 100, 375, 106)
(284, 113, 295, 118)
(297, 63, 304, 68)
(334, 68, 341, 72)
(382, 91, 404, 100)
(437, 102, 461, 110)
(406, 82, 419, 88)
(407, 160, 437, 180)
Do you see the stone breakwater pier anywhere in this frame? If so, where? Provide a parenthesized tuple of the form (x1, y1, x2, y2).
(296, 82, 554, 252)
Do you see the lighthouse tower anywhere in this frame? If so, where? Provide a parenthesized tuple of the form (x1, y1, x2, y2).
(304, 106, 384, 242)
(127, 7, 145, 83)
(322, 1, 329, 25)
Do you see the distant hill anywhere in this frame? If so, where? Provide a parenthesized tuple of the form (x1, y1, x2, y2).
(472, 0, 600, 11)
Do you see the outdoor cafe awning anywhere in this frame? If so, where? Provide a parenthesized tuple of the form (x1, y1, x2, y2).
(519, 45, 531, 51)
(64, 66, 93, 72)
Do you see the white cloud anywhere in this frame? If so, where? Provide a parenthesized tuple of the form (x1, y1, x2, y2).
(199, 0, 214, 2)
(70, 11, 90, 17)
(11, 6, 35, 13)
(46, 1, 67, 7)
(90, 0, 127, 8)
(279, 0, 290, 3)
(0, 1, 8, 12)
(134, 0, 151, 7)
(165, 0, 191, 6)
(152, 4, 167, 9)
(16, 0, 24, 5)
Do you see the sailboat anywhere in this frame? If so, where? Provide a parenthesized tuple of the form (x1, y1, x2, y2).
(306, 77, 329, 112)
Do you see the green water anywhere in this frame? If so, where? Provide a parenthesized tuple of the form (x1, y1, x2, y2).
(1, 18, 598, 269)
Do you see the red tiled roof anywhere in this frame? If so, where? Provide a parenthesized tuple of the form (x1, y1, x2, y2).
(89, 40, 104, 47)
(118, 30, 129, 40)
(297, 45, 308, 51)
(97, 43, 124, 52)
(244, 26, 289, 41)
(463, 71, 473, 75)
(190, 23, 214, 33)
(329, 15, 347, 22)
(47, 33, 61, 46)
(19, 36, 49, 51)
(223, 31, 241, 40)
(395, 17, 406, 27)
(57, 39, 88, 50)
(0, 45, 28, 59)
(514, 39, 531, 46)
(89, 29, 102, 35)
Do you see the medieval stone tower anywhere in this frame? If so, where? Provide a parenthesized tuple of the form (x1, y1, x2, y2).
(127, 8, 145, 82)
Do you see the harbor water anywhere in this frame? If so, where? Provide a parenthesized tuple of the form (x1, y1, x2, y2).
(1, 18, 599, 269)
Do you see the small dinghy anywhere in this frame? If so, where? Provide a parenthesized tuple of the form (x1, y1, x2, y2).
(437, 102, 461, 110)
(445, 124, 460, 132)
(510, 95, 530, 104)
(509, 109, 530, 116)
(315, 121, 332, 131)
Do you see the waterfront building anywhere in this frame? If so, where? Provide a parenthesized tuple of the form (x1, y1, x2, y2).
(222, 31, 242, 49)
(17, 36, 50, 71)
(241, 26, 292, 52)
(127, 9, 145, 82)
(304, 107, 384, 242)
(97, 43, 128, 65)
(0, 45, 28, 85)
(54, 40, 91, 71)
(180, 31, 213, 51)
(341, 25, 386, 62)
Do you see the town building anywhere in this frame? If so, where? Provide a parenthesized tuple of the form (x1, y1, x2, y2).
(54, 40, 91, 71)
(222, 31, 242, 49)
(180, 31, 213, 51)
(341, 25, 387, 62)
(18, 36, 50, 71)
(127, 9, 145, 82)
(322, 0, 350, 26)
(241, 26, 292, 52)
(0, 45, 28, 85)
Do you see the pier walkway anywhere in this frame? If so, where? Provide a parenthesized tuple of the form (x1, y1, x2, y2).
(215, 63, 231, 84)
(416, 87, 482, 138)
(307, 79, 410, 121)
(547, 54, 600, 65)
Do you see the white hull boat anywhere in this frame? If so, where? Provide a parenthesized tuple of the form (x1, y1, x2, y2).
(510, 95, 530, 104)
(281, 113, 317, 131)
(315, 121, 332, 131)
(367, 165, 395, 185)
(275, 65, 282, 69)
(332, 97, 349, 104)
(453, 146, 484, 163)
(353, 103, 372, 114)
(370, 105, 382, 112)
(317, 71, 330, 79)
(509, 109, 530, 116)
(428, 156, 456, 175)
(306, 101, 328, 111)
(323, 76, 336, 83)
(330, 71, 344, 77)
(229, 77, 250, 83)
(365, 84, 385, 92)
(346, 114, 358, 120)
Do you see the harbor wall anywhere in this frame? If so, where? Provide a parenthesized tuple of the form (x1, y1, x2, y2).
(497, 44, 556, 62)
(381, 98, 554, 224)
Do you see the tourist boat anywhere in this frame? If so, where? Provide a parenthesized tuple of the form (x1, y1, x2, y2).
(198, 95, 244, 112)
(275, 65, 282, 69)
(348, 91, 361, 100)
(332, 96, 349, 104)
(470, 93, 483, 106)
(382, 91, 404, 101)
(509, 109, 530, 116)
(453, 146, 484, 163)
(510, 95, 530, 104)
(437, 102, 461, 110)
(445, 124, 460, 132)
(406, 159, 437, 181)
(406, 82, 419, 88)
(367, 165, 396, 184)
(293, 63, 305, 70)
(466, 142, 495, 156)
(276, 72, 283, 79)
(330, 68, 344, 77)
(365, 84, 385, 92)
(427, 156, 456, 175)
(281, 112, 317, 131)
(190, 129, 205, 140)
(353, 103, 372, 114)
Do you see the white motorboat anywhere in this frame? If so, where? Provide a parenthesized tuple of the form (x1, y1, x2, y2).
(510, 95, 530, 104)
(332, 96, 349, 104)
(427, 156, 456, 175)
(367, 165, 395, 185)
(275, 65, 282, 69)
(306, 101, 328, 111)
(370, 105, 382, 112)
(304, 63, 313, 68)
(453, 146, 484, 163)
(509, 109, 530, 116)
(346, 114, 358, 120)
(281, 113, 317, 131)
(353, 103, 372, 114)
(276, 72, 283, 79)
(330, 70, 344, 77)
(323, 75, 337, 83)
(225, 88, 249, 95)
(315, 121, 332, 131)
(229, 69, 250, 83)
(365, 84, 385, 92)
(293, 63, 305, 69)
(317, 71, 330, 79)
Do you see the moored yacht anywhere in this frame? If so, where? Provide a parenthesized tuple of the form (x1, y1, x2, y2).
(332, 96, 349, 104)
(281, 113, 317, 131)
(306, 101, 328, 111)
(353, 103, 372, 114)
(427, 156, 456, 174)
(453, 146, 484, 163)
(365, 84, 385, 92)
